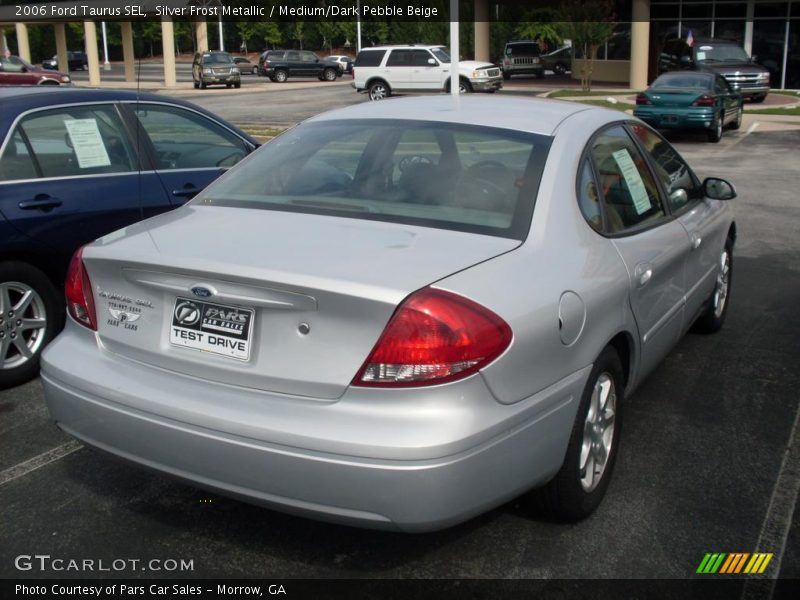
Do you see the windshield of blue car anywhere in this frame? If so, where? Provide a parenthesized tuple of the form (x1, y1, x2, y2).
(694, 44, 750, 63)
(197, 119, 551, 241)
(431, 48, 451, 63)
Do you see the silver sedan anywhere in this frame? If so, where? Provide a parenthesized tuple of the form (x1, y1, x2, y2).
(42, 96, 736, 532)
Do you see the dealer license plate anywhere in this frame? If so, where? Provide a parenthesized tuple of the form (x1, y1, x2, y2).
(169, 297, 254, 361)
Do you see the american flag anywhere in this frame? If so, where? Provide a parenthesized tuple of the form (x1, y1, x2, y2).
(686, 30, 694, 47)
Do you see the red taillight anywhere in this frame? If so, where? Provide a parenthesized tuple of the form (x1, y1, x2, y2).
(635, 93, 651, 105)
(692, 95, 715, 107)
(353, 288, 512, 387)
(65, 245, 97, 330)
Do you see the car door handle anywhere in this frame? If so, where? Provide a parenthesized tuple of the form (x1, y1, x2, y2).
(634, 262, 653, 287)
(18, 195, 62, 211)
(690, 232, 702, 250)
(172, 186, 203, 199)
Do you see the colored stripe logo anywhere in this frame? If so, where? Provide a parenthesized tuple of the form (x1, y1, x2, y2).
(696, 553, 773, 574)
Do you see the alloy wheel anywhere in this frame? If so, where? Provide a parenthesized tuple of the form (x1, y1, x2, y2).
(579, 372, 617, 492)
(0, 282, 47, 371)
(713, 248, 731, 318)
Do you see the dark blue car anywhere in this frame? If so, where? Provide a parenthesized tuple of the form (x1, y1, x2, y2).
(0, 87, 257, 388)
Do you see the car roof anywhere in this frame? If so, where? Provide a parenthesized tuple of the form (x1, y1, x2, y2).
(360, 45, 443, 51)
(308, 95, 606, 137)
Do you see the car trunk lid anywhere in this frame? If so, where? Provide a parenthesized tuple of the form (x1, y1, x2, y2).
(84, 206, 518, 400)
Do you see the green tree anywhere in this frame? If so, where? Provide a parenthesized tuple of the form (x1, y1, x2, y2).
(558, 0, 615, 91)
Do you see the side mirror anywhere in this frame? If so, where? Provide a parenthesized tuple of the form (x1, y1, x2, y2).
(427, 58, 437, 65)
(680, 55, 692, 64)
(751, 55, 758, 63)
(703, 177, 737, 200)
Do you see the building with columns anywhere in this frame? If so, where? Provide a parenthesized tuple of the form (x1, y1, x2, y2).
(0, 0, 797, 90)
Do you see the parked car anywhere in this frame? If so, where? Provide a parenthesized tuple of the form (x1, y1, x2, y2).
(658, 37, 770, 102)
(353, 45, 502, 100)
(259, 49, 340, 82)
(41, 96, 736, 532)
(42, 51, 88, 71)
(232, 56, 258, 75)
(540, 46, 572, 76)
(325, 54, 354, 74)
(634, 71, 743, 142)
(0, 87, 258, 388)
(192, 51, 241, 89)
(42, 50, 89, 71)
(0, 56, 70, 86)
(501, 40, 544, 80)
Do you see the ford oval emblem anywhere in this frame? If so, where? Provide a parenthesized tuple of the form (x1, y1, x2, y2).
(191, 286, 213, 298)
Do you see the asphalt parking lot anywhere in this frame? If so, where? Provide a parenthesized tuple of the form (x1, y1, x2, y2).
(1, 86, 798, 587)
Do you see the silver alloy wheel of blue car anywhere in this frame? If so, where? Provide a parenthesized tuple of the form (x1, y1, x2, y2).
(0, 282, 47, 370)
(580, 372, 617, 492)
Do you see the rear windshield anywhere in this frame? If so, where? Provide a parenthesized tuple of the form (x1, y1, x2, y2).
(355, 50, 386, 67)
(197, 120, 551, 240)
(651, 72, 712, 90)
(506, 43, 540, 57)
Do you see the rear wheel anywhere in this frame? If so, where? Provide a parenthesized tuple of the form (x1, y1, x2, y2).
(527, 346, 623, 521)
(0, 263, 61, 390)
(553, 62, 567, 76)
(707, 114, 723, 143)
(323, 68, 337, 81)
(368, 80, 389, 101)
(729, 104, 743, 130)
(694, 238, 733, 333)
(274, 69, 288, 83)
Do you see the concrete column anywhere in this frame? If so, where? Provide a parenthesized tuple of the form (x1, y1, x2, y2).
(744, 0, 754, 56)
(195, 20, 208, 53)
(161, 19, 177, 87)
(83, 21, 101, 85)
(15, 23, 31, 62)
(121, 21, 135, 82)
(629, 0, 650, 90)
(54, 23, 68, 73)
(474, 0, 490, 62)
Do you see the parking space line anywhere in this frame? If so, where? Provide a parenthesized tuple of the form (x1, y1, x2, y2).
(0, 440, 82, 487)
(741, 400, 800, 599)
(718, 121, 760, 155)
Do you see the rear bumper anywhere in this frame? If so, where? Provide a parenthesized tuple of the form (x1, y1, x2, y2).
(633, 106, 717, 129)
(41, 322, 584, 532)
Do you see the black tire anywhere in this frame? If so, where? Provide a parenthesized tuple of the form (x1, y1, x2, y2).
(553, 62, 567, 76)
(234, 82, 241, 89)
(707, 114, 723, 143)
(751, 94, 767, 104)
(323, 68, 337, 81)
(527, 345, 624, 521)
(226, 83, 232, 88)
(193, 80, 199, 89)
(200, 80, 207, 90)
(729, 104, 743, 130)
(459, 78, 472, 94)
(368, 80, 390, 101)
(502, 71, 510, 80)
(535, 70, 545, 79)
(0, 262, 62, 390)
(274, 69, 288, 83)
(694, 237, 733, 334)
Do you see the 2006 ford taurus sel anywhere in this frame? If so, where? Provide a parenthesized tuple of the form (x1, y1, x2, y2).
(42, 96, 736, 532)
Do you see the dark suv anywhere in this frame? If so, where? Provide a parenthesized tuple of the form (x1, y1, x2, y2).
(259, 50, 341, 82)
(659, 38, 770, 102)
(192, 51, 241, 89)
(500, 41, 544, 80)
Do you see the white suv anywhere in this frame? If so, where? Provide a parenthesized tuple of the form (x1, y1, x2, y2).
(352, 45, 502, 100)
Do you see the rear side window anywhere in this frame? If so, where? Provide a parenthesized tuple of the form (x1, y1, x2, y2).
(386, 50, 413, 67)
(589, 125, 665, 234)
(0, 130, 38, 181)
(199, 119, 552, 240)
(355, 50, 386, 67)
(10, 105, 137, 179)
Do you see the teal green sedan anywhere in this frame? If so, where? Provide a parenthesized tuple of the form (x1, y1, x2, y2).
(634, 72, 743, 143)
